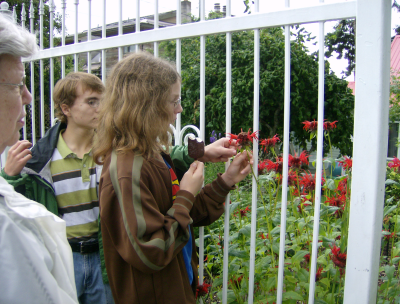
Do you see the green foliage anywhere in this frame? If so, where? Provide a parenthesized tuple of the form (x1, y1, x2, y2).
(325, 19, 356, 77)
(389, 73, 400, 122)
(161, 28, 354, 155)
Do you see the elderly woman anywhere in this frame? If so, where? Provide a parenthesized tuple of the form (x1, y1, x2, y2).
(0, 14, 78, 304)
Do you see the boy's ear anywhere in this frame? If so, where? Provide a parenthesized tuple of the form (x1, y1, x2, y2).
(60, 103, 70, 117)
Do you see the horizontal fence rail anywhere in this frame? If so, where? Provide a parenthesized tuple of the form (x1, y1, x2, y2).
(1, 0, 391, 303)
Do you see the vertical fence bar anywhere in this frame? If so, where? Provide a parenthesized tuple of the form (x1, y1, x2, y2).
(308, 4, 325, 303)
(198, 0, 206, 299)
(61, 0, 66, 78)
(21, 4, 27, 140)
(101, 0, 106, 82)
(87, 0, 92, 74)
(343, 0, 391, 303)
(49, 0, 55, 126)
(118, 0, 122, 60)
(61, 0, 67, 78)
(12, 5, 16, 22)
(222, 0, 232, 302)
(29, 0, 36, 145)
(153, 0, 159, 57)
(39, 0, 45, 137)
(135, 0, 140, 53)
(74, 0, 79, 72)
(248, 0, 259, 302)
(175, 0, 182, 144)
(276, 0, 291, 302)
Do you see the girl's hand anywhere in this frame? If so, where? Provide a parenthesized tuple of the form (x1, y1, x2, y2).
(180, 161, 204, 196)
(221, 151, 253, 187)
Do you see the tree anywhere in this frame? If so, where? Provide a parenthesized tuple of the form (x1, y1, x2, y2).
(160, 27, 355, 156)
(325, 1, 400, 77)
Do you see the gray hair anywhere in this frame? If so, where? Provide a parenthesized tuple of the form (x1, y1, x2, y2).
(0, 13, 37, 59)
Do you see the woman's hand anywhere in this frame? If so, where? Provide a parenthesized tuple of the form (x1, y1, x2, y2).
(179, 161, 204, 196)
(4, 140, 32, 176)
(221, 151, 253, 187)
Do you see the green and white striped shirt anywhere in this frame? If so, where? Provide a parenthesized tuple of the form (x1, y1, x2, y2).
(50, 132, 99, 242)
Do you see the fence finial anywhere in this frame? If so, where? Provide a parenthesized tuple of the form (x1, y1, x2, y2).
(0, 2, 13, 20)
(21, 3, 26, 24)
(12, 4, 16, 22)
(39, 0, 44, 15)
(50, 0, 55, 13)
(29, 0, 34, 19)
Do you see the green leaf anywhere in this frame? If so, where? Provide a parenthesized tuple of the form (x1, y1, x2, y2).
(297, 268, 309, 283)
(282, 291, 304, 301)
(291, 250, 309, 264)
(383, 205, 398, 217)
(229, 250, 249, 259)
(238, 225, 251, 237)
(319, 278, 330, 288)
(384, 265, 396, 281)
(325, 179, 336, 190)
(385, 179, 400, 186)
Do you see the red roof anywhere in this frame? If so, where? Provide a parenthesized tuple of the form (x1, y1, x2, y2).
(348, 81, 355, 95)
(391, 35, 400, 76)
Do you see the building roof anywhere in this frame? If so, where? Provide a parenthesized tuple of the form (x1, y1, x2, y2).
(391, 35, 400, 76)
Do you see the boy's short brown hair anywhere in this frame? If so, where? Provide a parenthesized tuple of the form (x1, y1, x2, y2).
(53, 72, 105, 124)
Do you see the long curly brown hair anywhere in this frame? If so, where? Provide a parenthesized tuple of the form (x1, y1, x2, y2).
(93, 52, 180, 164)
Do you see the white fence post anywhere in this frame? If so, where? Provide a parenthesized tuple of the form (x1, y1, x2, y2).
(343, 0, 391, 303)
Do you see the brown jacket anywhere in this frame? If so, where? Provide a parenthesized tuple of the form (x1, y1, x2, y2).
(99, 150, 234, 304)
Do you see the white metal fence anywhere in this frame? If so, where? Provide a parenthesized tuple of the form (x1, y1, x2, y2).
(2, 0, 392, 303)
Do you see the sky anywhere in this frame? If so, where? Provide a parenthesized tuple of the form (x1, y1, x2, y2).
(51, 0, 400, 80)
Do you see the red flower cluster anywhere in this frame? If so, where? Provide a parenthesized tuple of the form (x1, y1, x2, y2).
(227, 128, 258, 147)
(260, 134, 280, 151)
(234, 206, 250, 218)
(302, 120, 338, 132)
(388, 157, 400, 172)
(289, 151, 309, 169)
(260, 232, 268, 239)
(258, 160, 267, 175)
(330, 245, 347, 268)
(338, 156, 353, 171)
(264, 158, 283, 174)
(299, 171, 325, 192)
(337, 177, 348, 195)
(315, 266, 324, 281)
(323, 120, 338, 131)
(325, 194, 346, 218)
(302, 120, 318, 132)
(196, 283, 211, 298)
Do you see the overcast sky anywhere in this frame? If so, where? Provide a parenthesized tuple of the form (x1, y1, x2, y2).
(51, 0, 400, 80)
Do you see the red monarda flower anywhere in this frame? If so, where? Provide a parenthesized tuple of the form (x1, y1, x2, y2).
(338, 156, 353, 171)
(388, 157, 400, 172)
(325, 194, 346, 218)
(315, 266, 324, 281)
(227, 128, 258, 147)
(299, 171, 325, 192)
(303, 119, 338, 132)
(258, 160, 267, 175)
(289, 151, 309, 169)
(287, 170, 298, 186)
(302, 120, 318, 132)
(260, 134, 280, 151)
(323, 120, 338, 131)
(265, 158, 283, 173)
(260, 232, 267, 239)
(330, 245, 347, 268)
(337, 177, 348, 195)
(196, 283, 211, 298)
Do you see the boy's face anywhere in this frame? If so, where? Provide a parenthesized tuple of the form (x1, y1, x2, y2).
(61, 83, 102, 131)
(166, 81, 182, 126)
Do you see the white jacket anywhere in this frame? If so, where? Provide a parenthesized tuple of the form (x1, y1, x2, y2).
(0, 176, 78, 304)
